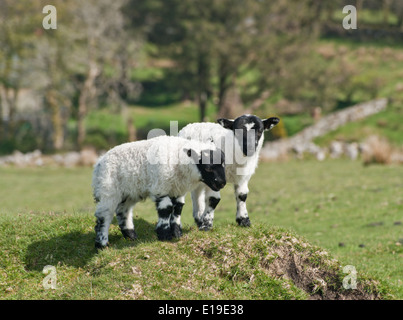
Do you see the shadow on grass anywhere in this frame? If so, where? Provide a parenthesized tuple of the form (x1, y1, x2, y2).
(24, 218, 188, 271)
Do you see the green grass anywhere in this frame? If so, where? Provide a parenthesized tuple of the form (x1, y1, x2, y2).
(0, 167, 93, 214)
(250, 160, 403, 298)
(0, 160, 401, 299)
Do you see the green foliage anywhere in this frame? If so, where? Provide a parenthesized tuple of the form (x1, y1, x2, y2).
(0, 139, 15, 155)
(0, 122, 42, 155)
(131, 64, 185, 107)
(280, 114, 314, 137)
(127, 0, 322, 119)
(2, 0, 403, 155)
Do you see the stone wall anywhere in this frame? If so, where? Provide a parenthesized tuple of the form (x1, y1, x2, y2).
(261, 98, 388, 161)
(0, 148, 100, 168)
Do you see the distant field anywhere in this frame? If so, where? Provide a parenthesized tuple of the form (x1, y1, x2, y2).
(0, 159, 402, 299)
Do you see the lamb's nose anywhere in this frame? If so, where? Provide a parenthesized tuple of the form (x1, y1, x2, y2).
(214, 178, 226, 189)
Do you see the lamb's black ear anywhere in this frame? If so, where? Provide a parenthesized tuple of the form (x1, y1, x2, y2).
(217, 118, 234, 130)
(263, 117, 280, 131)
(184, 148, 200, 163)
(217, 148, 226, 165)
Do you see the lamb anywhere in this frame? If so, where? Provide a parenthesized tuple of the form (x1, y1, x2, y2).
(92, 135, 226, 249)
(178, 114, 279, 230)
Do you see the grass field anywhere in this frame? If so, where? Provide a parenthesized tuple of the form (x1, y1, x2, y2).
(0, 159, 402, 299)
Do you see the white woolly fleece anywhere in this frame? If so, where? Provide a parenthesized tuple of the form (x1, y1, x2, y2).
(92, 135, 217, 205)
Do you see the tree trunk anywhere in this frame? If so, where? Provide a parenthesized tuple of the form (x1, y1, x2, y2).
(398, 14, 403, 29)
(46, 89, 64, 151)
(383, 0, 391, 28)
(246, 90, 271, 114)
(396, 3, 403, 30)
(0, 85, 6, 140)
(356, 0, 363, 23)
(127, 115, 137, 141)
(77, 61, 99, 148)
(0, 94, 2, 140)
(217, 74, 244, 119)
(356, 0, 363, 11)
(8, 88, 17, 133)
(217, 57, 230, 114)
(0, 85, 18, 139)
(199, 91, 207, 122)
(77, 94, 87, 149)
(217, 86, 244, 119)
(197, 52, 209, 122)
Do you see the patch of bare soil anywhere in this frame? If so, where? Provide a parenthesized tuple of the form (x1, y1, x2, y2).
(261, 245, 379, 300)
(194, 230, 382, 300)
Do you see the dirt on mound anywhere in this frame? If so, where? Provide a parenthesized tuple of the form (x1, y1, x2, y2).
(193, 227, 382, 300)
(260, 243, 379, 300)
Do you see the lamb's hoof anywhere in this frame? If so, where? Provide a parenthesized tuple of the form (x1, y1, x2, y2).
(121, 228, 138, 241)
(195, 218, 203, 229)
(236, 217, 251, 227)
(171, 224, 183, 238)
(156, 228, 173, 241)
(199, 221, 213, 231)
(95, 241, 109, 251)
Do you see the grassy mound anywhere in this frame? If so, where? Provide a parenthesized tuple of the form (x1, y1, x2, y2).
(0, 211, 390, 300)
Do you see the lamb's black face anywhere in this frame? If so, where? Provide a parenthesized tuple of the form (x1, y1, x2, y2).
(218, 115, 280, 157)
(187, 148, 226, 191)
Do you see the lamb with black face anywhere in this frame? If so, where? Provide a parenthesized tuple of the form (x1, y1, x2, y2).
(188, 148, 226, 192)
(218, 115, 280, 157)
(178, 114, 280, 232)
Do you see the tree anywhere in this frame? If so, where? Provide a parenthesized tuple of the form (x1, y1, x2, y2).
(67, 0, 130, 147)
(127, 0, 323, 121)
(382, 0, 391, 28)
(391, 0, 403, 29)
(0, 0, 40, 140)
(30, 33, 74, 151)
(0, 0, 142, 152)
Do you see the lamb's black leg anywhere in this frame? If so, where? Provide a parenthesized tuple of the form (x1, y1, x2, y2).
(116, 198, 137, 241)
(170, 196, 185, 238)
(94, 206, 114, 250)
(154, 196, 174, 241)
(235, 183, 251, 227)
(199, 189, 221, 231)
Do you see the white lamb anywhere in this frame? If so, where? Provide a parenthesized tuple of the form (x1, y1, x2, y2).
(92, 135, 226, 249)
(178, 114, 279, 230)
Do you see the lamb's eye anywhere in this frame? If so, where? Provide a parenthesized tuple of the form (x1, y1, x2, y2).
(205, 166, 214, 172)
